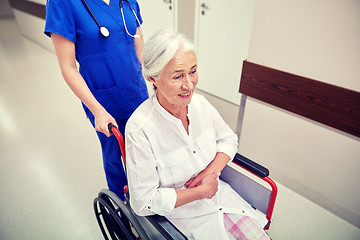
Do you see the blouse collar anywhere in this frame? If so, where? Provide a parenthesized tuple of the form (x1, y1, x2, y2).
(152, 92, 191, 124)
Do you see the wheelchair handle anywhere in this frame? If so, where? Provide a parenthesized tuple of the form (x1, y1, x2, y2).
(107, 123, 127, 167)
(108, 123, 116, 133)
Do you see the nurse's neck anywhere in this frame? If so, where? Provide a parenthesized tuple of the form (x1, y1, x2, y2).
(102, 0, 110, 5)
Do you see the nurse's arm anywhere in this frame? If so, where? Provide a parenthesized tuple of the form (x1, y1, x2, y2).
(50, 33, 116, 137)
(134, 27, 144, 64)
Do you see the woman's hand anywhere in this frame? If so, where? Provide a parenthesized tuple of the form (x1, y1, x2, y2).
(198, 172, 220, 199)
(185, 168, 212, 189)
(186, 152, 231, 189)
(176, 153, 231, 207)
(175, 171, 220, 208)
(94, 108, 118, 137)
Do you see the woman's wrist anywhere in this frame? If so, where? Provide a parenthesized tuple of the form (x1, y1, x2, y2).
(210, 152, 231, 172)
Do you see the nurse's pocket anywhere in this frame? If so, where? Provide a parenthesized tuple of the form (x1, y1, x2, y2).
(92, 85, 136, 119)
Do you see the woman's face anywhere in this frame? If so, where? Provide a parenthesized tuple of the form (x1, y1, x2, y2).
(151, 50, 198, 114)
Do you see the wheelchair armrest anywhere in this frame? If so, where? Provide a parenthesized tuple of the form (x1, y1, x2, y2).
(233, 153, 269, 178)
(145, 215, 188, 240)
(225, 153, 278, 230)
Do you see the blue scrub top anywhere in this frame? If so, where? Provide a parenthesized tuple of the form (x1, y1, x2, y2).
(44, 0, 148, 120)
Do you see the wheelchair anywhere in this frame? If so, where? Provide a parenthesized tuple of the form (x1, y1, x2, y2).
(93, 124, 278, 240)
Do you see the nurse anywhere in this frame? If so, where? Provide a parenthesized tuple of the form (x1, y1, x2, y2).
(44, 0, 148, 200)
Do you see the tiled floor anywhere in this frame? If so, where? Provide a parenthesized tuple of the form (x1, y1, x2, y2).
(0, 17, 359, 239)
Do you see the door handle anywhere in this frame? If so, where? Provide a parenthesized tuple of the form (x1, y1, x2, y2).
(163, 0, 172, 10)
(200, 3, 210, 10)
(200, 2, 210, 15)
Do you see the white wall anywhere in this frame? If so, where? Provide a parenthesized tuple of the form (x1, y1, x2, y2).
(240, 0, 360, 227)
(178, 0, 195, 42)
(13, 9, 54, 53)
(0, 0, 14, 18)
(11, 0, 54, 53)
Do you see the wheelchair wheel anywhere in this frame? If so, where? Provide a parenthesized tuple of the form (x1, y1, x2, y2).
(94, 194, 134, 239)
(94, 188, 150, 240)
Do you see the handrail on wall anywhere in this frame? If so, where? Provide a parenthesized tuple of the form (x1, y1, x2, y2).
(9, 0, 46, 19)
(239, 60, 360, 138)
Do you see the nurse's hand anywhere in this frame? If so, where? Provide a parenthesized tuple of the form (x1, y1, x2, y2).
(198, 172, 220, 199)
(94, 110, 118, 137)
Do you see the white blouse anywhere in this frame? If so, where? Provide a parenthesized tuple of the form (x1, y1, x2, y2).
(125, 93, 267, 239)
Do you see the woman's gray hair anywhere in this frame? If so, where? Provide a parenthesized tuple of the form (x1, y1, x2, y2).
(142, 28, 195, 81)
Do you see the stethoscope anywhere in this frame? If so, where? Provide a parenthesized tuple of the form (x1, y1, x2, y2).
(81, 0, 143, 38)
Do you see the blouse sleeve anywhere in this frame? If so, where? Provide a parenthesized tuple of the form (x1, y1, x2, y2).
(202, 96, 238, 161)
(44, 0, 76, 43)
(126, 130, 177, 217)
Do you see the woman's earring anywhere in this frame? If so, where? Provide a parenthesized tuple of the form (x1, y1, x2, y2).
(149, 77, 156, 86)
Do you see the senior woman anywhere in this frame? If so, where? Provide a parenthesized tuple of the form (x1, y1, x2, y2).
(125, 29, 270, 240)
